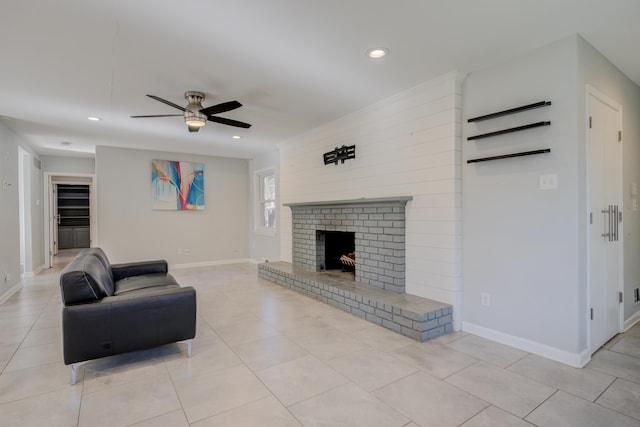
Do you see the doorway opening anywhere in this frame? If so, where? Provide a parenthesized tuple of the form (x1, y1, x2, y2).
(44, 173, 96, 268)
(56, 184, 90, 250)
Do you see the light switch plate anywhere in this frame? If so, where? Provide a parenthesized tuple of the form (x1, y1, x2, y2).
(539, 174, 558, 190)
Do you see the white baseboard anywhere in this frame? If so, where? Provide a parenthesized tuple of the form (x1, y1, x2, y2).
(249, 258, 281, 265)
(0, 281, 23, 305)
(624, 311, 640, 331)
(170, 258, 252, 270)
(462, 321, 590, 368)
(23, 264, 46, 277)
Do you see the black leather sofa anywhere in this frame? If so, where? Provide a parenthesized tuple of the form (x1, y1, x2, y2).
(59, 248, 196, 384)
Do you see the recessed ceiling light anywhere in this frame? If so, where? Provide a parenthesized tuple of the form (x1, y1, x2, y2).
(60, 141, 72, 146)
(232, 135, 241, 140)
(367, 48, 389, 59)
(87, 116, 101, 121)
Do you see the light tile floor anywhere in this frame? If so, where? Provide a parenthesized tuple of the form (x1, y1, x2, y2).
(0, 262, 639, 426)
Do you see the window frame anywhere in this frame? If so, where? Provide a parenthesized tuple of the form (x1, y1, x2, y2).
(254, 168, 277, 235)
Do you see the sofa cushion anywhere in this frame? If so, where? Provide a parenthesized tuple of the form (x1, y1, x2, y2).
(114, 273, 179, 295)
(59, 253, 115, 305)
(111, 260, 168, 282)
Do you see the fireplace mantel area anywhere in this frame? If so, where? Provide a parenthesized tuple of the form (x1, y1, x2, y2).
(258, 197, 453, 342)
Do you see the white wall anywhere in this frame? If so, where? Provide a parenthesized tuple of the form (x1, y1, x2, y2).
(21, 148, 45, 275)
(279, 71, 464, 326)
(577, 36, 640, 328)
(0, 121, 43, 302)
(462, 34, 640, 365)
(463, 36, 581, 362)
(95, 146, 249, 266)
(0, 123, 22, 302)
(249, 149, 281, 263)
(41, 155, 95, 174)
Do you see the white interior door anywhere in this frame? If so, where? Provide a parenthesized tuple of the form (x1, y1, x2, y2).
(588, 86, 623, 353)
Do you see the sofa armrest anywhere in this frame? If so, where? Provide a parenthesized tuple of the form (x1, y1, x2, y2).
(62, 286, 196, 365)
(111, 260, 168, 281)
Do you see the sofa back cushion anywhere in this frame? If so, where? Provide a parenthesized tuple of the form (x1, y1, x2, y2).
(83, 247, 114, 284)
(59, 253, 115, 305)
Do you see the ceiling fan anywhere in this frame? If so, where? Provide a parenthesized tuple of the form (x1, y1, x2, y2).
(130, 91, 251, 132)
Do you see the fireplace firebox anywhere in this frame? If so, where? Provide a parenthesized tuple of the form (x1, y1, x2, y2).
(318, 231, 355, 271)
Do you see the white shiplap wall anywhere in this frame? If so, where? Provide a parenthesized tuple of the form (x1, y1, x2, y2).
(279, 71, 464, 328)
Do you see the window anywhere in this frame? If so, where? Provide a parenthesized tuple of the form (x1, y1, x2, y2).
(256, 169, 276, 233)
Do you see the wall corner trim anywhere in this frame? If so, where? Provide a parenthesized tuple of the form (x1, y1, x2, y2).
(23, 264, 46, 278)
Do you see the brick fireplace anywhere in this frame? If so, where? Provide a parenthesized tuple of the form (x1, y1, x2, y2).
(258, 197, 454, 341)
(288, 197, 411, 293)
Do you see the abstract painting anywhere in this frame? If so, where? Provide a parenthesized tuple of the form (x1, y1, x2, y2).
(151, 159, 204, 210)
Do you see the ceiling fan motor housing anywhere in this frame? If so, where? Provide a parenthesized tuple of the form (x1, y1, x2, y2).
(184, 91, 207, 127)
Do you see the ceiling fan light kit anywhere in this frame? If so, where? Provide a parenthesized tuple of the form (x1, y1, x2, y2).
(184, 91, 207, 129)
(131, 91, 251, 133)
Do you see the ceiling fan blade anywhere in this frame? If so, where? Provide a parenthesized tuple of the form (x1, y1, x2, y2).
(200, 100, 242, 116)
(147, 95, 187, 112)
(207, 115, 252, 128)
(188, 125, 200, 132)
(130, 114, 183, 118)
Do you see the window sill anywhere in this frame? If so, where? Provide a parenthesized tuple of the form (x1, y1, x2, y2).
(254, 228, 277, 237)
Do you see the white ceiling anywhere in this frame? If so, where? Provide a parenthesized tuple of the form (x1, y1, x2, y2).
(1, 0, 638, 159)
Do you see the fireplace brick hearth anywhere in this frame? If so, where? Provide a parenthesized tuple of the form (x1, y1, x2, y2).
(258, 197, 454, 342)
(258, 262, 453, 341)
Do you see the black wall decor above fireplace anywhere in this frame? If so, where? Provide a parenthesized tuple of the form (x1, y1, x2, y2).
(323, 145, 356, 165)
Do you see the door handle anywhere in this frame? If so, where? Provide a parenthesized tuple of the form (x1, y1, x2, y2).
(612, 205, 619, 242)
(601, 206, 611, 241)
(602, 205, 620, 242)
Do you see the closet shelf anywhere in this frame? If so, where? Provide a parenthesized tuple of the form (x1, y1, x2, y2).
(467, 101, 551, 122)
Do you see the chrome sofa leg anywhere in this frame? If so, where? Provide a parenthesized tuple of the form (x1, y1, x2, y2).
(70, 362, 86, 385)
(186, 339, 192, 358)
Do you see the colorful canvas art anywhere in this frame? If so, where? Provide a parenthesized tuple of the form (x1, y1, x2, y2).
(151, 159, 204, 210)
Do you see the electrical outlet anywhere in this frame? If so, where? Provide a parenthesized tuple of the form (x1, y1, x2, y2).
(4, 273, 11, 282)
(481, 293, 491, 307)
(177, 248, 182, 256)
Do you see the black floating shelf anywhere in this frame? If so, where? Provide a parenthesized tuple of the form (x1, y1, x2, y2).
(467, 121, 550, 141)
(468, 101, 551, 123)
(467, 149, 551, 164)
